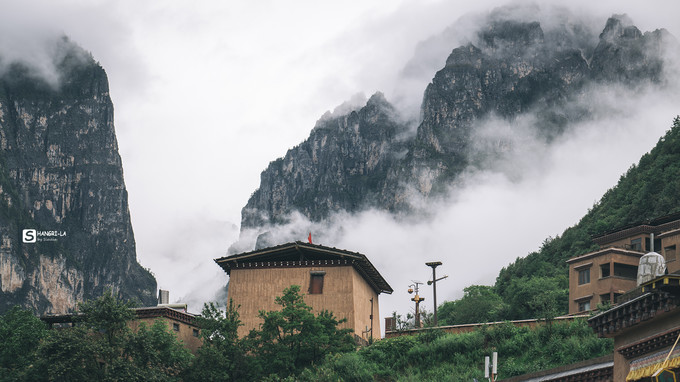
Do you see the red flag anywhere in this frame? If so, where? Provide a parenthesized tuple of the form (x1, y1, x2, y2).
(308, 232, 312, 244)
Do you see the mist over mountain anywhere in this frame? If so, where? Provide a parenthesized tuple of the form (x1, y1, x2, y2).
(0, 37, 156, 314)
(234, 6, 679, 253)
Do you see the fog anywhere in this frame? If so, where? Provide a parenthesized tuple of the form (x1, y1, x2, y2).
(1, 0, 680, 333)
(238, 81, 680, 327)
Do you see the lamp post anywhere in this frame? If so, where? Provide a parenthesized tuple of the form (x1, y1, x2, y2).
(426, 261, 447, 327)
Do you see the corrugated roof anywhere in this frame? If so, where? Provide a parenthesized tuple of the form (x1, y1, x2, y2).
(215, 241, 393, 294)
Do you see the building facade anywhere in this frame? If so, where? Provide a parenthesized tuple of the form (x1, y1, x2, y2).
(567, 214, 680, 314)
(41, 305, 202, 353)
(215, 242, 393, 342)
(588, 275, 680, 381)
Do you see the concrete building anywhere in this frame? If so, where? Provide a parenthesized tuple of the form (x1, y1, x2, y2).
(567, 213, 680, 314)
(215, 241, 393, 342)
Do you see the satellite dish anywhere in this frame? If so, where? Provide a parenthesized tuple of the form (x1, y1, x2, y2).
(637, 252, 666, 286)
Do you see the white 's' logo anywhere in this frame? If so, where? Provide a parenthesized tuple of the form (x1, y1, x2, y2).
(22, 229, 36, 243)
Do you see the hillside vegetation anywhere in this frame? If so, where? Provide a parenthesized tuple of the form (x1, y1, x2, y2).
(482, 116, 680, 321)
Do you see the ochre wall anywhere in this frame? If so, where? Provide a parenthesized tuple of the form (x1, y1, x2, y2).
(351, 268, 380, 342)
(659, 230, 680, 273)
(605, 234, 648, 252)
(228, 266, 363, 338)
(128, 317, 202, 354)
(568, 250, 640, 314)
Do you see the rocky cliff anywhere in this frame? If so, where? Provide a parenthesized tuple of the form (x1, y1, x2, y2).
(0, 37, 156, 314)
(239, 10, 676, 246)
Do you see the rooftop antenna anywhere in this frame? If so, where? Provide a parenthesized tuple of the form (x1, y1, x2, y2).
(407, 281, 425, 328)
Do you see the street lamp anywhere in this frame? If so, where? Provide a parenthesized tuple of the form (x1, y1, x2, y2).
(426, 261, 447, 327)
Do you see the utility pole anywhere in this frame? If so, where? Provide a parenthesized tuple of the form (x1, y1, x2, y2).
(426, 261, 447, 327)
(408, 281, 425, 328)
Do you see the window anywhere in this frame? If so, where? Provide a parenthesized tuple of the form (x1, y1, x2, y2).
(193, 329, 199, 337)
(309, 271, 326, 294)
(173, 323, 180, 332)
(613, 263, 637, 279)
(599, 293, 611, 304)
(630, 238, 642, 251)
(578, 268, 590, 285)
(665, 245, 676, 262)
(600, 263, 610, 278)
(613, 293, 623, 303)
(578, 300, 591, 312)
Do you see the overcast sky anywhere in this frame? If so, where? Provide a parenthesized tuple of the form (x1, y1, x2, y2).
(2, 0, 680, 328)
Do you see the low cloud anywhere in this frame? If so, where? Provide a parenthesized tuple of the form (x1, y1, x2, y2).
(235, 74, 680, 332)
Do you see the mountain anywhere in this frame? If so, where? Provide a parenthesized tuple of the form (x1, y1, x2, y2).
(0, 37, 156, 314)
(238, 8, 676, 248)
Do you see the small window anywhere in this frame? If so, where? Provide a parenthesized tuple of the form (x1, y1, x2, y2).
(613, 293, 623, 303)
(578, 269, 590, 285)
(665, 245, 676, 262)
(599, 293, 611, 304)
(630, 238, 642, 251)
(173, 323, 180, 332)
(309, 271, 326, 294)
(613, 263, 638, 279)
(578, 300, 591, 312)
(600, 263, 610, 278)
(193, 328, 199, 337)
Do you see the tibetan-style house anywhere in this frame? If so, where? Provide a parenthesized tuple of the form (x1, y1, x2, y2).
(214, 241, 393, 342)
(567, 213, 680, 314)
(588, 274, 680, 381)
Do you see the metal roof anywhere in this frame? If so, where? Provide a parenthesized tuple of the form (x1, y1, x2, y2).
(215, 241, 393, 294)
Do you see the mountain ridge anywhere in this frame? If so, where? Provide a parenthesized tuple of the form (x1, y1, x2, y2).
(237, 9, 677, 251)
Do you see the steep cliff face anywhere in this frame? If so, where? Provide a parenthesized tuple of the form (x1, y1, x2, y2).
(0, 37, 156, 314)
(239, 11, 676, 241)
(242, 93, 409, 230)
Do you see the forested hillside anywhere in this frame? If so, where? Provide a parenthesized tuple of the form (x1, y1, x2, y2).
(484, 116, 680, 321)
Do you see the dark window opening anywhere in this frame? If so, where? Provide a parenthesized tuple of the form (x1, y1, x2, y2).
(193, 329, 199, 337)
(630, 238, 642, 251)
(309, 271, 325, 294)
(173, 323, 180, 332)
(644, 237, 663, 252)
(665, 245, 677, 262)
(578, 269, 590, 285)
(599, 293, 611, 304)
(578, 300, 591, 312)
(613, 293, 623, 303)
(613, 263, 638, 279)
(600, 263, 610, 278)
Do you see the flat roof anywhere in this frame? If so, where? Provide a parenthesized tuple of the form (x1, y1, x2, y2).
(215, 241, 393, 294)
(566, 246, 644, 264)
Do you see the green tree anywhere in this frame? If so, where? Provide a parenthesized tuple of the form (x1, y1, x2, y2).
(183, 300, 255, 381)
(503, 275, 568, 320)
(125, 320, 193, 381)
(0, 306, 48, 382)
(248, 285, 355, 379)
(38, 290, 192, 382)
(438, 285, 509, 325)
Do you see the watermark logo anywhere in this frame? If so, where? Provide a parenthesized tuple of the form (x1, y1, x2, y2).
(22, 229, 36, 243)
(22, 229, 66, 243)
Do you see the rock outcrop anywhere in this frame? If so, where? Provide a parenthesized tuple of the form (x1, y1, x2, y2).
(0, 37, 156, 314)
(239, 10, 677, 246)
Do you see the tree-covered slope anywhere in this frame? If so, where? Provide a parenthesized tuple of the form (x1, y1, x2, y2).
(494, 116, 680, 318)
